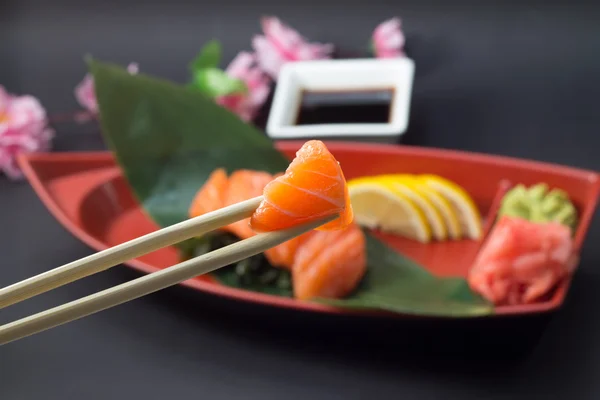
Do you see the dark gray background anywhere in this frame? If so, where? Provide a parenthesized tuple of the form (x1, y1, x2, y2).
(2, 1, 600, 399)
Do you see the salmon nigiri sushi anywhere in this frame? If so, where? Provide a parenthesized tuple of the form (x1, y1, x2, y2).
(250, 140, 354, 232)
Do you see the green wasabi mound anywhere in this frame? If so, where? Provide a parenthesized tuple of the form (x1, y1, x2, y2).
(498, 183, 578, 231)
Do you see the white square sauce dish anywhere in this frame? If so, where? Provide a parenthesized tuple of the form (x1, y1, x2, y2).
(266, 58, 415, 143)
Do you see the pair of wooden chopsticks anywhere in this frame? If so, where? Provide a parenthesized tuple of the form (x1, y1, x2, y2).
(0, 196, 335, 346)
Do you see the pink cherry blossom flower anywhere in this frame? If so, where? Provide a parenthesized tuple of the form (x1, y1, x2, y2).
(216, 52, 271, 122)
(75, 63, 139, 114)
(252, 16, 333, 79)
(0, 86, 54, 180)
(372, 18, 405, 58)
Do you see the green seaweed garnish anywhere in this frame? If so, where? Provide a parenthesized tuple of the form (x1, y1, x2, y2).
(181, 232, 293, 296)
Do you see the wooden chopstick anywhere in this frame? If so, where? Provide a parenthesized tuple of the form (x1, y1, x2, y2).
(0, 215, 335, 346)
(0, 196, 264, 310)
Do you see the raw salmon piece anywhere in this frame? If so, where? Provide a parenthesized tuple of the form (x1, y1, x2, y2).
(222, 169, 304, 270)
(188, 168, 301, 269)
(468, 215, 574, 305)
(224, 170, 273, 205)
(266, 231, 314, 269)
(292, 224, 367, 300)
(250, 140, 353, 233)
(223, 169, 274, 239)
(188, 168, 228, 218)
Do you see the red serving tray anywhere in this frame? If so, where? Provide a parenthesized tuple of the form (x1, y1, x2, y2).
(16, 142, 600, 318)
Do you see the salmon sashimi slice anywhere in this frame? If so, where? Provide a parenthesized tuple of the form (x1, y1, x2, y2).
(292, 223, 367, 301)
(222, 169, 305, 269)
(188, 168, 304, 270)
(250, 140, 353, 233)
(188, 168, 228, 218)
(468, 215, 575, 305)
(223, 169, 273, 239)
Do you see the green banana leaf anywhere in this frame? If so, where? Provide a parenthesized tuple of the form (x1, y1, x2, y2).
(91, 60, 288, 228)
(90, 59, 494, 317)
(320, 233, 492, 316)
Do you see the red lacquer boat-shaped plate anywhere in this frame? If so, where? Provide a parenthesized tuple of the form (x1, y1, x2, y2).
(17, 142, 600, 318)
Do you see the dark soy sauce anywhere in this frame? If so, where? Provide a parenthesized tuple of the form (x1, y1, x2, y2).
(294, 88, 394, 125)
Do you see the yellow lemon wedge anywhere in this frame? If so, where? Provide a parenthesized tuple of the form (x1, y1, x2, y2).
(417, 175, 483, 240)
(376, 175, 448, 241)
(392, 175, 463, 240)
(348, 178, 432, 243)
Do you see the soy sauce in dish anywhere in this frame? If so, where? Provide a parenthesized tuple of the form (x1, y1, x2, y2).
(294, 88, 394, 125)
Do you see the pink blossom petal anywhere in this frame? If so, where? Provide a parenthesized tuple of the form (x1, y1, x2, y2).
(0, 85, 53, 180)
(225, 52, 256, 78)
(377, 18, 401, 37)
(216, 51, 272, 122)
(262, 17, 298, 47)
(0, 154, 25, 180)
(253, 16, 333, 79)
(75, 74, 98, 114)
(6, 96, 47, 130)
(252, 35, 286, 79)
(249, 82, 270, 106)
(127, 63, 139, 74)
(372, 17, 406, 59)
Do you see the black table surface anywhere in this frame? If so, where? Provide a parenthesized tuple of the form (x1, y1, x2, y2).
(2, 1, 600, 399)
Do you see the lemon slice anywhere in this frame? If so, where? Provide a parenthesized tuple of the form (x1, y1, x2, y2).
(393, 175, 463, 240)
(376, 175, 448, 241)
(418, 175, 483, 240)
(348, 179, 432, 243)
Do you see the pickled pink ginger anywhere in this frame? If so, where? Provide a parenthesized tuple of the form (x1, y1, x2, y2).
(468, 215, 576, 305)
